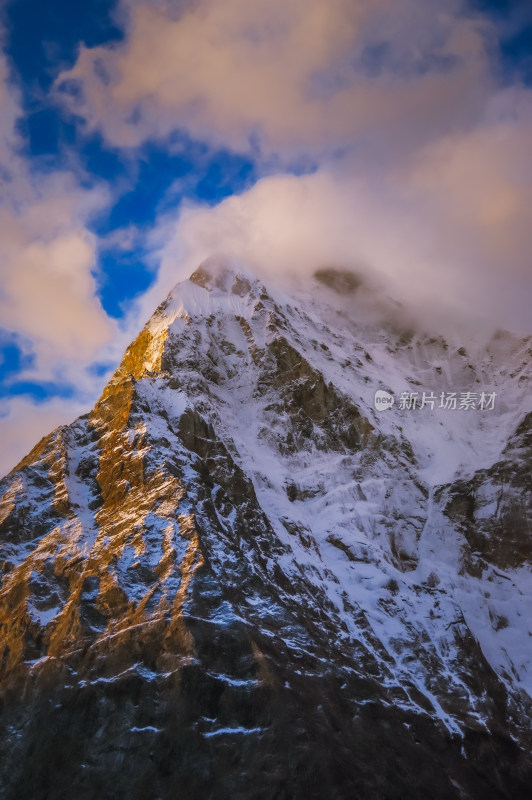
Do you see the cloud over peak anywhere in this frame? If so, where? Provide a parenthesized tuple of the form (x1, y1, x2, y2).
(57, 0, 495, 157)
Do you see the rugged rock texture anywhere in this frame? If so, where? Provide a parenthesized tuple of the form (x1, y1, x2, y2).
(0, 261, 531, 799)
(440, 410, 532, 572)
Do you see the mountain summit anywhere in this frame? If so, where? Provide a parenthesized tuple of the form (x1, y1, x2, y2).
(1, 263, 531, 799)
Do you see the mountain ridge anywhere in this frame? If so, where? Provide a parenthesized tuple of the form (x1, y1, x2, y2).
(0, 261, 531, 799)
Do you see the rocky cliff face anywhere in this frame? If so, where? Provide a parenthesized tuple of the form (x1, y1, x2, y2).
(1, 261, 531, 799)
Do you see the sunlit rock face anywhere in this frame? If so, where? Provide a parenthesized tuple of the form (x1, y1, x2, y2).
(1, 260, 531, 799)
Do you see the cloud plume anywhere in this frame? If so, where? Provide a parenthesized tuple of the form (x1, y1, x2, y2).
(60, 0, 532, 334)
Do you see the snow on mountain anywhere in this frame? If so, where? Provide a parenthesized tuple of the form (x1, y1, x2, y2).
(0, 258, 531, 798)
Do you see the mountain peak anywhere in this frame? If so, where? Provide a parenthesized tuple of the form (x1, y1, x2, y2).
(144, 257, 267, 344)
(189, 255, 257, 297)
(2, 254, 532, 798)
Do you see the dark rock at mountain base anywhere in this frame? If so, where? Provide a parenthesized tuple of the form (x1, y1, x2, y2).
(1, 646, 530, 800)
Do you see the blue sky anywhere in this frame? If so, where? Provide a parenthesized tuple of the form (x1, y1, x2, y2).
(0, 0, 531, 473)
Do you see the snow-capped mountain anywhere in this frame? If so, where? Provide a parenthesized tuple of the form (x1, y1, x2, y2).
(1, 260, 531, 799)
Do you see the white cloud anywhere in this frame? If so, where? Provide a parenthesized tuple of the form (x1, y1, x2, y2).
(0, 49, 117, 389)
(0, 45, 122, 474)
(0, 177, 113, 364)
(140, 124, 532, 336)
(57, 0, 494, 157)
(58, 0, 532, 335)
